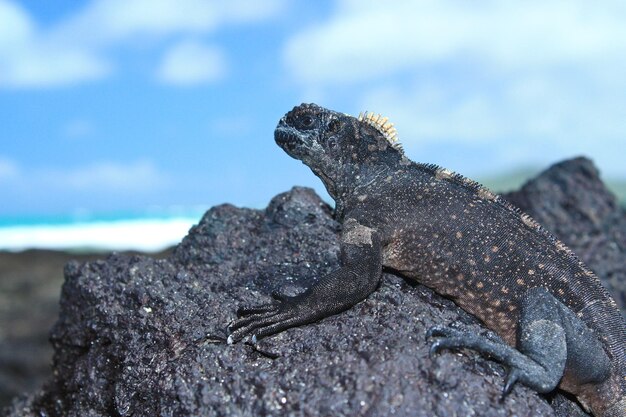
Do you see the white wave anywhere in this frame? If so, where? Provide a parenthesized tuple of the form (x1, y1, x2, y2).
(0, 218, 198, 252)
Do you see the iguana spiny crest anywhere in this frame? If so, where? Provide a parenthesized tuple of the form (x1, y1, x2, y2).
(357, 111, 402, 152)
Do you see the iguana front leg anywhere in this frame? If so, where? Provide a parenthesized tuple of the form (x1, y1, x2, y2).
(228, 218, 382, 344)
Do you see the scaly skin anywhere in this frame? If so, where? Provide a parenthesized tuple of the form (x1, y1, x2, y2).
(228, 103, 626, 417)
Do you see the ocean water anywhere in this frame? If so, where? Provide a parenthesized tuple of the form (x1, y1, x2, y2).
(0, 211, 204, 252)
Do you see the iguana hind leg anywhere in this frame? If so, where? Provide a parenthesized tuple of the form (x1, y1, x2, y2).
(428, 287, 611, 395)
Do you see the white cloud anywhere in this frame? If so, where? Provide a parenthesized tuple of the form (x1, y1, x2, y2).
(218, 0, 288, 24)
(360, 84, 504, 144)
(0, 0, 286, 88)
(284, 0, 626, 85)
(0, 47, 110, 88)
(54, 0, 220, 45)
(0, 158, 175, 215)
(157, 40, 225, 85)
(56, 0, 286, 45)
(0, 156, 19, 181)
(0, 1, 32, 46)
(63, 119, 94, 139)
(283, 0, 626, 177)
(43, 160, 170, 191)
(0, 1, 109, 87)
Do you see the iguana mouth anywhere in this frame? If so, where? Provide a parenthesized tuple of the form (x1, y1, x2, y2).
(275, 126, 301, 155)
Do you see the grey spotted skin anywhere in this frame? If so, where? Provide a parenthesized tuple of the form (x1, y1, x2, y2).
(228, 103, 626, 417)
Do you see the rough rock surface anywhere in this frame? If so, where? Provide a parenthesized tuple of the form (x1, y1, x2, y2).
(0, 250, 169, 411)
(4, 158, 624, 417)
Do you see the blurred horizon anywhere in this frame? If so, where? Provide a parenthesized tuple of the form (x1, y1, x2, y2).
(1, 1, 625, 248)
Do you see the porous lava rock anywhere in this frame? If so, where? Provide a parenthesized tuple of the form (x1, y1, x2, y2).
(5, 157, 624, 417)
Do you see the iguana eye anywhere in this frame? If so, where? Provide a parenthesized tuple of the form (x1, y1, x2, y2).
(301, 115, 314, 127)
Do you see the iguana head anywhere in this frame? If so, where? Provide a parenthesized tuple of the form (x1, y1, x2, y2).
(275, 103, 402, 199)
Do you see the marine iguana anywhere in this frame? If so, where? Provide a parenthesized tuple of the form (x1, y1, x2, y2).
(228, 103, 626, 416)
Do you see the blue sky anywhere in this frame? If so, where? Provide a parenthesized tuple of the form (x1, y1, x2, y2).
(1, 0, 625, 218)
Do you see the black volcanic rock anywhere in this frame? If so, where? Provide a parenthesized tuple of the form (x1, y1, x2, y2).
(4, 158, 625, 417)
(0, 250, 169, 411)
